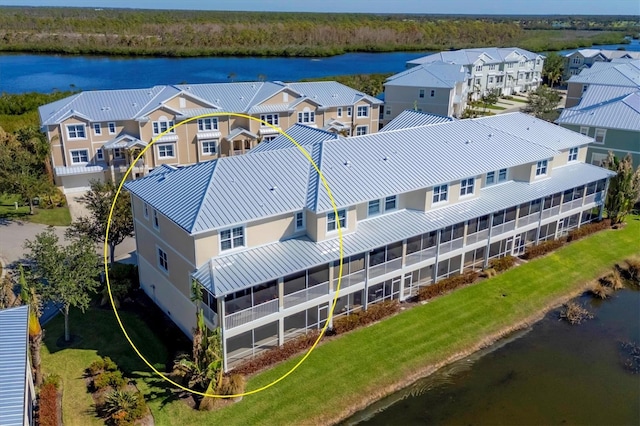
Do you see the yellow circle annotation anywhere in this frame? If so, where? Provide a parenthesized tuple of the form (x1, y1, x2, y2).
(105, 112, 344, 398)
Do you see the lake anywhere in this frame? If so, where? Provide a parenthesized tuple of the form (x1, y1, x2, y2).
(344, 286, 640, 425)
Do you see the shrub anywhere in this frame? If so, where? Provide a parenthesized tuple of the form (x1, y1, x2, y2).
(560, 301, 593, 325)
(480, 268, 497, 279)
(38, 382, 60, 426)
(217, 373, 246, 398)
(601, 268, 624, 290)
(94, 370, 126, 391)
(103, 389, 146, 425)
(42, 373, 62, 389)
(489, 255, 515, 272)
(590, 282, 612, 299)
(332, 300, 400, 334)
(87, 356, 118, 376)
(625, 258, 640, 284)
(522, 239, 565, 260)
(416, 271, 478, 302)
(566, 219, 611, 242)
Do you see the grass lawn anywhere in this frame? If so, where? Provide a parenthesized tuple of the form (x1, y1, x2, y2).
(0, 194, 71, 226)
(485, 104, 507, 110)
(505, 97, 529, 104)
(42, 217, 640, 426)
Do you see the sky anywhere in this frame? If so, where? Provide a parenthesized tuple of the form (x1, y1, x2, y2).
(0, 0, 638, 15)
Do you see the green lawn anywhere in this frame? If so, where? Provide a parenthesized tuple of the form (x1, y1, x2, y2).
(0, 194, 71, 226)
(505, 97, 529, 104)
(42, 217, 640, 426)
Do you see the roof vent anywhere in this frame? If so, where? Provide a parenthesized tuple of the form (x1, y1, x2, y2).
(215, 99, 220, 103)
(240, 96, 244, 100)
(186, 86, 192, 90)
(332, 94, 337, 98)
(132, 102, 137, 107)
(488, 133, 493, 137)
(526, 127, 530, 130)
(270, 185, 277, 192)
(344, 160, 351, 166)
(383, 156, 389, 161)
(466, 139, 471, 144)
(251, 84, 256, 89)
(148, 91, 153, 95)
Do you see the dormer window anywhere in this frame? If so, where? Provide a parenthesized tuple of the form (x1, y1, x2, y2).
(367, 195, 397, 218)
(327, 209, 346, 232)
(433, 184, 448, 204)
(295, 211, 305, 231)
(535, 160, 548, 177)
(220, 226, 245, 251)
(460, 177, 475, 197)
(568, 147, 578, 162)
(298, 108, 315, 124)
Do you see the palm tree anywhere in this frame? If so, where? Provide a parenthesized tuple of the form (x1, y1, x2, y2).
(19, 265, 43, 387)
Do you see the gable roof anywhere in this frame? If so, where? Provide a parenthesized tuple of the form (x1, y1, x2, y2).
(250, 124, 339, 153)
(126, 112, 592, 234)
(385, 61, 467, 88)
(557, 87, 640, 132)
(0, 305, 30, 426)
(407, 47, 542, 68)
(565, 49, 640, 61)
(380, 110, 454, 132)
(567, 60, 640, 87)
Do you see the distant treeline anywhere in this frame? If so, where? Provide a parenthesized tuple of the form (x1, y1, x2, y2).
(0, 8, 634, 57)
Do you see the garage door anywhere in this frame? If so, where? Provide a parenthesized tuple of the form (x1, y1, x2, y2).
(61, 173, 104, 194)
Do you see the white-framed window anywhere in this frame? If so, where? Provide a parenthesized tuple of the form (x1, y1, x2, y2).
(355, 125, 368, 136)
(489, 64, 496, 70)
(152, 119, 175, 135)
(368, 199, 381, 216)
(460, 177, 475, 196)
(590, 152, 608, 166)
(337, 107, 343, 118)
(327, 209, 346, 232)
(143, 202, 149, 219)
(419, 89, 425, 98)
(93, 123, 102, 136)
(535, 159, 548, 176)
(298, 110, 315, 124)
(367, 196, 397, 217)
(113, 148, 124, 159)
(568, 147, 579, 162)
(347, 106, 352, 117)
(489, 76, 494, 83)
(197, 117, 218, 131)
(260, 114, 279, 126)
(384, 195, 397, 211)
(579, 126, 589, 136)
(263, 135, 277, 142)
(153, 209, 159, 229)
(157, 247, 168, 272)
(498, 168, 507, 182)
(475, 78, 481, 85)
(157, 144, 175, 158)
(430, 89, 435, 97)
(572, 57, 581, 64)
(582, 84, 588, 94)
(507, 63, 514, 69)
(70, 149, 89, 164)
(357, 105, 369, 117)
(432, 184, 448, 204)
(295, 211, 305, 231)
(66, 124, 86, 139)
(594, 128, 606, 144)
(475, 65, 482, 72)
(201, 140, 217, 155)
(108, 122, 116, 134)
(220, 226, 245, 251)
(96, 148, 104, 161)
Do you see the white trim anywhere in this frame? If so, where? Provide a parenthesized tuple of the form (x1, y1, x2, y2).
(295, 211, 305, 231)
(93, 123, 102, 136)
(579, 126, 589, 136)
(70, 149, 89, 165)
(200, 139, 218, 156)
(535, 159, 548, 177)
(326, 209, 347, 233)
(594, 128, 606, 144)
(66, 123, 86, 140)
(220, 225, 246, 252)
(108, 122, 116, 135)
(356, 105, 369, 118)
(95, 148, 104, 161)
(157, 143, 176, 158)
(459, 177, 475, 197)
(432, 184, 449, 204)
(355, 125, 368, 136)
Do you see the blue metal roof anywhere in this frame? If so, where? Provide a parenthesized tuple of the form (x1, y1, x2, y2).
(407, 47, 542, 67)
(251, 124, 339, 153)
(557, 88, 640, 132)
(380, 110, 454, 132)
(385, 61, 467, 88)
(567, 60, 640, 87)
(0, 305, 30, 426)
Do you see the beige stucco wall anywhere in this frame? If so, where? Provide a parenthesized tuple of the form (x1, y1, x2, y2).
(260, 89, 300, 106)
(383, 84, 453, 122)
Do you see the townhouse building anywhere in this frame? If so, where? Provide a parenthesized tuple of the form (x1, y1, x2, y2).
(124, 112, 612, 371)
(381, 61, 468, 123)
(563, 49, 640, 80)
(405, 47, 544, 100)
(38, 81, 382, 194)
(565, 60, 640, 108)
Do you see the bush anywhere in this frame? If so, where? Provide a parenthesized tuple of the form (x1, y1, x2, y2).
(480, 268, 497, 278)
(42, 373, 62, 389)
(94, 370, 127, 391)
(87, 356, 118, 376)
(217, 373, 246, 398)
(590, 282, 612, 299)
(103, 389, 146, 426)
(489, 255, 516, 272)
(416, 271, 478, 302)
(38, 382, 60, 426)
(566, 219, 611, 242)
(625, 258, 640, 284)
(601, 268, 624, 290)
(522, 239, 565, 260)
(560, 301, 593, 325)
(332, 300, 400, 334)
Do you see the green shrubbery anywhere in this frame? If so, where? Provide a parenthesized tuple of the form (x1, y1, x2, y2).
(416, 271, 479, 301)
(332, 300, 400, 334)
(522, 239, 565, 260)
(103, 389, 147, 426)
(566, 219, 611, 242)
(489, 255, 516, 273)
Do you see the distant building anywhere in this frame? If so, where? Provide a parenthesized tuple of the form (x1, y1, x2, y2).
(0, 305, 35, 426)
(405, 47, 544, 100)
(564, 60, 640, 108)
(379, 109, 454, 132)
(563, 49, 640, 81)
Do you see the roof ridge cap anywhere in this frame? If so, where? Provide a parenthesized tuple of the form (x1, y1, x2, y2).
(190, 161, 219, 234)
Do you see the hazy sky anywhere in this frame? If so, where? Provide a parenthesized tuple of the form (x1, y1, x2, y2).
(0, 0, 638, 15)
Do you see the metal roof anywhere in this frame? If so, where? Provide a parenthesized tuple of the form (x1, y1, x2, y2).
(0, 305, 30, 426)
(565, 49, 640, 60)
(54, 164, 106, 176)
(251, 124, 339, 153)
(557, 89, 640, 132)
(287, 82, 382, 107)
(385, 61, 468, 88)
(380, 110, 454, 132)
(567, 60, 640, 87)
(193, 162, 613, 296)
(226, 127, 257, 140)
(102, 134, 147, 150)
(407, 47, 542, 67)
(126, 112, 594, 233)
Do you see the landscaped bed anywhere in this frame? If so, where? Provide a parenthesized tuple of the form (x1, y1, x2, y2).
(41, 216, 640, 426)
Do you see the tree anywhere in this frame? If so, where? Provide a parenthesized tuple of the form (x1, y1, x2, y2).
(66, 179, 134, 264)
(24, 227, 101, 342)
(542, 52, 564, 88)
(19, 265, 44, 386)
(481, 89, 500, 112)
(523, 86, 562, 121)
(603, 152, 640, 225)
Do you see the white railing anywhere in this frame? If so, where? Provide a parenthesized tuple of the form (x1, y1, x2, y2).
(491, 220, 516, 236)
(333, 269, 365, 290)
(561, 198, 584, 213)
(224, 298, 278, 329)
(517, 213, 539, 228)
(584, 191, 603, 205)
(541, 205, 560, 220)
(465, 229, 489, 246)
(283, 282, 329, 309)
(200, 302, 218, 327)
(438, 237, 464, 255)
(405, 246, 437, 267)
(368, 258, 403, 279)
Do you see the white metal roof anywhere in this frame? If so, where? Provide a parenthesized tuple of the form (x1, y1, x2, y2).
(380, 110, 454, 132)
(407, 47, 542, 67)
(54, 164, 106, 176)
(557, 88, 640, 132)
(385, 61, 468, 88)
(567, 60, 640, 87)
(0, 305, 30, 426)
(251, 124, 339, 153)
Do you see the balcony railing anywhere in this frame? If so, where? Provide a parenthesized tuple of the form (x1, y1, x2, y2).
(438, 237, 464, 255)
(405, 246, 437, 267)
(465, 229, 489, 246)
(333, 269, 365, 291)
(517, 213, 540, 228)
(584, 191, 603, 206)
(283, 282, 329, 309)
(200, 301, 218, 328)
(224, 298, 278, 330)
(491, 220, 516, 236)
(561, 198, 584, 213)
(369, 258, 402, 280)
(541, 206, 560, 220)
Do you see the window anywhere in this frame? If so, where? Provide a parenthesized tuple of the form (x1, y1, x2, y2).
(579, 126, 589, 136)
(197, 118, 218, 131)
(157, 144, 175, 158)
(475, 65, 482, 72)
(535, 159, 548, 176)
(507, 63, 514, 69)
(489, 64, 496, 71)
(337, 107, 343, 118)
(96, 149, 104, 161)
(594, 128, 606, 144)
(460, 177, 475, 196)
(475, 78, 481, 85)
(355, 125, 368, 136)
(498, 168, 507, 182)
(419, 89, 425, 98)
(347, 106, 352, 117)
(572, 57, 581, 64)
(430, 89, 435, 97)
(260, 114, 279, 126)
(113, 148, 124, 159)
(298, 110, 315, 124)
(357, 105, 369, 117)
(568, 147, 578, 162)
(143, 202, 149, 218)
(152, 119, 175, 135)
(327, 209, 346, 232)
(384, 195, 397, 211)
(70, 149, 89, 164)
(108, 122, 116, 134)
(201, 140, 217, 155)
(153, 209, 159, 229)
(158, 248, 168, 272)
(220, 226, 245, 251)
(368, 199, 380, 216)
(486, 168, 507, 186)
(263, 135, 277, 142)
(368, 196, 397, 217)
(295, 211, 305, 231)
(66, 124, 86, 139)
(433, 184, 448, 204)
(486, 171, 495, 185)
(386, 108, 391, 115)
(93, 123, 102, 135)
(496, 76, 504, 83)
(489, 76, 494, 83)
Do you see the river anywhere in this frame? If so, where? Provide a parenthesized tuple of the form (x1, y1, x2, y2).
(1, 39, 638, 94)
(344, 286, 640, 425)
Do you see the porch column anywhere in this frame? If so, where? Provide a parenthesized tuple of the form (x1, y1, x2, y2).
(219, 297, 228, 372)
(483, 213, 494, 269)
(432, 229, 442, 283)
(599, 178, 610, 220)
(535, 200, 544, 245)
(363, 252, 370, 310)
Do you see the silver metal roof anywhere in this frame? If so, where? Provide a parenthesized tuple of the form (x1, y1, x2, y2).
(102, 134, 147, 150)
(380, 110, 454, 132)
(557, 88, 640, 132)
(567, 60, 640, 87)
(193, 162, 613, 296)
(407, 47, 542, 67)
(251, 124, 338, 153)
(126, 112, 595, 234)
(565, 49, 640, 60)
(54, 164, 106, 176)
(0, 305, 30, 426)
(385, 61, 467, 88)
